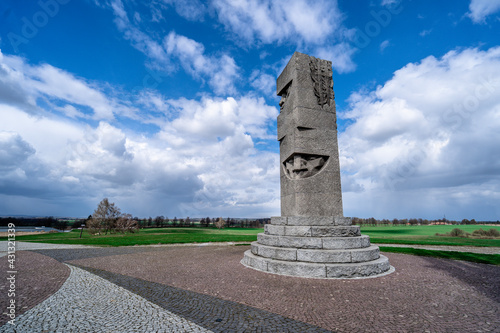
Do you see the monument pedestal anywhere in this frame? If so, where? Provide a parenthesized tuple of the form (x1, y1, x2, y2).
(242, 216, 392, 278)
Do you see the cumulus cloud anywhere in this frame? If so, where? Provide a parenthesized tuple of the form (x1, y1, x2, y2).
(164, 32, 240, 95)
(339, 47, 500, 219)
(315, 42, 357, 73)
(0, 50, 133, 121)
(212, 0, 342, 45)
(159, 0, 207, 21)
(109, 0, 240, 95)
(467, 0, 500, 23)
(0, 83, 279, 217)
(0, 132, 35, 171)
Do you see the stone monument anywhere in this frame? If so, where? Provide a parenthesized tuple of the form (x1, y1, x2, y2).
(242, 52, 392, 278)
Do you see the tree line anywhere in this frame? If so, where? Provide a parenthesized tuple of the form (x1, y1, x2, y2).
(351, 217, 490, 226)
(136, 216, 268, 229)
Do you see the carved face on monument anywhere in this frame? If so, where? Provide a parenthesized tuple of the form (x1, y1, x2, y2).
(283, 153, 328, 179)
(278, 84, 290, 112)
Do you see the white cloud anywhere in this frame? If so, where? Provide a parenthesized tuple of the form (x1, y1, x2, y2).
(160, 0, 207, 21)
(0, 132, 35, 171)
(250, 70, 275, 96)
(0, 87, 279, 217)
(467, 0, 500, 23)
(109, 0, 239, 95)
(379, 40, 390, 53)
(339, 47, 500, 219)
(315, 42, 357, 73)
(212, 0, 343, 45)
(0, 50, 133, 121)
(164, 31, 240, 94)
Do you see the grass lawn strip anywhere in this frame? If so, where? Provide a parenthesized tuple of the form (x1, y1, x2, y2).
(379, 247, 500, 265)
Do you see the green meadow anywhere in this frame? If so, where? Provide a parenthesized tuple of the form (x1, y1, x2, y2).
(3, 225, 499, 265)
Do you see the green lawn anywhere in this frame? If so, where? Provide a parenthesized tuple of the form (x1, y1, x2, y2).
(2, 228, 260, 247)
(361, 225, 500, 247)
(3, 225, 499, 265)
(3, 225, 499, 247)
(379, 247, 500, 266)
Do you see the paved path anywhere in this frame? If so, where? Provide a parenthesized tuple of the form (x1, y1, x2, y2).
(0, 264, 211, 333)
(1, 242, 499, 332)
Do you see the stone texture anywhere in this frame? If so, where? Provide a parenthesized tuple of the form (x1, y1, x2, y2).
(310, 226, 360, 237)
(244, 52, 391, 279)
(251, 242, 297, 261)
(326, 255, 391, 278)
(277, 52, 343, 217)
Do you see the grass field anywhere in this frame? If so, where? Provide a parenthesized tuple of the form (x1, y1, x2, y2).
(362, 225, 500, 247)
(2, 225, 499, 247)
(2, 225, 499, 265)
(1, 228, 261, 247)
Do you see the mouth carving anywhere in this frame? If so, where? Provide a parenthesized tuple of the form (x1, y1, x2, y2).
(283, 153, 329, 179)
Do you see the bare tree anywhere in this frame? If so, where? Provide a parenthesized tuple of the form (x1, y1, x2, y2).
(215, 217, 225, 230)
(87, 198, 138, 235)
(115, 213, 139, 233)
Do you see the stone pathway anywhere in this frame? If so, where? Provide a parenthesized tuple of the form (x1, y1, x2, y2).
(0, 242, 498, 332)
(0, 241, 97, 258)
(0, 264, 212, 333)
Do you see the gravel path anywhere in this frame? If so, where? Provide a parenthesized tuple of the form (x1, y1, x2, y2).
(1, 264, 212, 333)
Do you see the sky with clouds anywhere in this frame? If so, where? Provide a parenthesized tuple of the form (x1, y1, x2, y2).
(0, 0, 499, 220)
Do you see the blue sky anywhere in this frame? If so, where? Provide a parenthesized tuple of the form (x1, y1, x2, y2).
(0, 0, 499, 220)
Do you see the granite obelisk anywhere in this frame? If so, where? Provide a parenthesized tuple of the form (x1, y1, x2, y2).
(242, 52, 392, 278)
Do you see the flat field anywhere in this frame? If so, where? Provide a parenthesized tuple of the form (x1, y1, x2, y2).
(2, 224, 499, 247)
(1, 227, 261, 247)
(362, 225, 500, 247)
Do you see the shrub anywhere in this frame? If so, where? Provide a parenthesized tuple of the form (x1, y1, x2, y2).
(472, 228, 500, 238)
(449, 228, 466, 237)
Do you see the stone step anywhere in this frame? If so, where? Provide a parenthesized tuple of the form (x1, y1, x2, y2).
(251, 242, 380, 263)
(257, 233, 371, 250)
(241, 250, 392, 279)
(265, 225, 361, 237)
(271, 216, 352, 226)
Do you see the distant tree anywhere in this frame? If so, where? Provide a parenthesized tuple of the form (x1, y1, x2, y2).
(186, 217, 191, 227)
(172, 216, 178, 227)
(215, 217, 225, 230)
(154, 216, 164, 228)
(86, 198, 138, 235)
(115, 213, 139, 233)
(147, 217, 153, 227)
(87, 198, 121, 235)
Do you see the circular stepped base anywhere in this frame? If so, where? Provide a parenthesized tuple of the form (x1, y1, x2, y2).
(242, 250, 392, 279)
(251, 242, 380, 263)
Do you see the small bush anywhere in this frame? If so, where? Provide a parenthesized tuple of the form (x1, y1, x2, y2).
(436, 228, 470, 238)
(449, 228, 466, 237)
(472, 228, 500, 238)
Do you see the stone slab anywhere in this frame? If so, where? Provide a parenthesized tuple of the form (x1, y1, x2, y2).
(310, 226, 360, 237)
(251, 242, 297, 261)
(242, 251, 392, 279)
(326, 255, 391, 278)
(257, 233, 371, 250)
(322, 235, 371, 249)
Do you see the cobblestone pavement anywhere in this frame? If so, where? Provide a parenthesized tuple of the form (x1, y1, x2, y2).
(0, 251, 70, 326)
(1, 244, 499, 332)
(0, 264, 212, 333)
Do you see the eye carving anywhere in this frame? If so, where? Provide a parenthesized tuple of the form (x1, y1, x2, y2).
(283, 153, 329, 179)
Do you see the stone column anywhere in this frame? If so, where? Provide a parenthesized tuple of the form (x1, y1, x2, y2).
(241, 52, 392, 279)
(277, 52, 343, 217)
